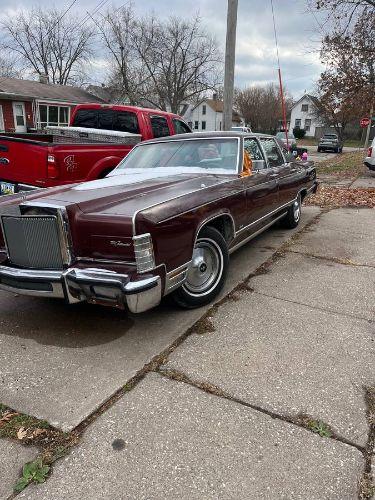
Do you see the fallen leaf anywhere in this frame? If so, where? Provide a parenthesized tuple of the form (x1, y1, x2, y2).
(17, 427, 27, 440)
(0, 411, 19, 426)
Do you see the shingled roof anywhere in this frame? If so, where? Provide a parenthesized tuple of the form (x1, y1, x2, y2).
(0, 77, 105, 103)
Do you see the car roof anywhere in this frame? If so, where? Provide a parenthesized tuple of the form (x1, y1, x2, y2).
(142, 131, 274, 145)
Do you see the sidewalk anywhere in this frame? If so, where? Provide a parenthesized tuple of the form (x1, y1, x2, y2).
(15, 207, 374, 500)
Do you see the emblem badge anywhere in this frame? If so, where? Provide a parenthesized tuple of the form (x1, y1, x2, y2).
(0, 158, 10, 165)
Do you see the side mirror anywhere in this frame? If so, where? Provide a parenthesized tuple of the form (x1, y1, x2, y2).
(252, 159, 266, 171)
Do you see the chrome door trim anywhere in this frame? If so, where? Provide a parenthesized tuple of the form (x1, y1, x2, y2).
(235, 198, 295, 236)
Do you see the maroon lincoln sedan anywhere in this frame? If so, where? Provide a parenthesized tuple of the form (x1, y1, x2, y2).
(0, 132, 317, 313)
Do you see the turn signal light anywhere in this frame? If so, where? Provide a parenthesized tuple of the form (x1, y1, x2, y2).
(47, 154, 59, 179)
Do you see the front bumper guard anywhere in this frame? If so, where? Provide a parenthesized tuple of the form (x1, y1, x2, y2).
(0, 265, 161, 314)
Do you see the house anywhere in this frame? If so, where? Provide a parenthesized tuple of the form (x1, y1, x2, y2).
(0, 77, 105, 133)
(184, 96, 243, 131)
(290, 94, 322, 137)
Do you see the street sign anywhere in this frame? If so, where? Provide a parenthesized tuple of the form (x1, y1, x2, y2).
(360, 117, 370, 128)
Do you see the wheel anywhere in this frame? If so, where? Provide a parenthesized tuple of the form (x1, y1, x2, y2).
(317, 147, 321, 152)
(171, 226, 229, 308)
(282, 194, 301, 229)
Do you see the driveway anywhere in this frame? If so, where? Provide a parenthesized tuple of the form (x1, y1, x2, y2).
(1, 206, 374, 499)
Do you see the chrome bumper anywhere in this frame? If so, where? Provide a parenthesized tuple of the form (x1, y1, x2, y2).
(0, 265, 161, 313)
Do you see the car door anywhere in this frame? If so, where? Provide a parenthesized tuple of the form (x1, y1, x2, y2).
(149, 115, 173, 138)
(259, 137, 294, 207)
(239, 137, 279, 231)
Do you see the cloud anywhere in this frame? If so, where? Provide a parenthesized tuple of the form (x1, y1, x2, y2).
(0, 0, 325, 98)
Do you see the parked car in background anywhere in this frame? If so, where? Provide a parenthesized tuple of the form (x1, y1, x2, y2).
(275, 131, 297, 152)
(364, 137, 375, 171)
(231, 126, 252, 133)
(0, 131, 317, 313)
(0, 105, 191, 195)
(317, 133, 343, 153)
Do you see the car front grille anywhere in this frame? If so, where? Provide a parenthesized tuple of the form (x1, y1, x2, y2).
(1, 215, 64, 269)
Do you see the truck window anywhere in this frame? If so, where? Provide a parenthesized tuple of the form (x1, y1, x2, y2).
(114, 112, 140, 134)
(172, 118, 192, 134)
(72, 109, 98, 128)
(98, 109, 114, 130)
(150, 116, 170, 138)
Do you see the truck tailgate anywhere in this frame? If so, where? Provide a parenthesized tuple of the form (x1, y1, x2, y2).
(0, 136, 48, 187)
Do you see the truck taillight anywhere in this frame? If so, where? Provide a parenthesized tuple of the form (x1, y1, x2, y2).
(47, 154, 59, 179)
(368, 147, 373, 157)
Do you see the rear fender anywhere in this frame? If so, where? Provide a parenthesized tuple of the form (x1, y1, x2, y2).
(86, 156, 123, 180)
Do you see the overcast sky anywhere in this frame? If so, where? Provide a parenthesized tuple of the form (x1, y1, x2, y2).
(1, 0, 326, 98)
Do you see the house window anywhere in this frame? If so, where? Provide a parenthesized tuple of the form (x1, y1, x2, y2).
(38, 104, 70, 128)
(202, 104, 206, 115)
(295, 118, 301, 128)
(194, 121, 199, 130)
(301, 104, 308, 112)
(201, 121, 206, 130)
(305, 118, 311, 132)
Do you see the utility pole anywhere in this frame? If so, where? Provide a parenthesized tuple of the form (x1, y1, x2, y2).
(223, 0, 238, 131)
(364, 103, 374, 150)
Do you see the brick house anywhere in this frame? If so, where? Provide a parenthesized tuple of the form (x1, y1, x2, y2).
(0, 77, 105, 133)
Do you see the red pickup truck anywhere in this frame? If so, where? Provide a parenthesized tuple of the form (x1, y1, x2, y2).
(0, 104, 191, 194)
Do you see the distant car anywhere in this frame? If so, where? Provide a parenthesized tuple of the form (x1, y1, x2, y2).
(317, 133, 343, 153)
(275, 132, 297, 152)
(231, 126, 252, 133)
(364, 137, 375, 171)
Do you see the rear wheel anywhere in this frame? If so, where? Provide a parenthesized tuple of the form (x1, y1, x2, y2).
(282, 193, 301, 229)
(317, 147, 321, 153)
(172, 226, 229, 309)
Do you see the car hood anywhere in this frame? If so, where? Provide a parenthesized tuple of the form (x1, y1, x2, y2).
(29, 167, 234, 217)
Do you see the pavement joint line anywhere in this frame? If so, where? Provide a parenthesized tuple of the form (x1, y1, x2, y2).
(359, 387, 375, 500)
(287, 249, 375, 269)
(252, 290, 374, 324)
(156, 368, 365, 454)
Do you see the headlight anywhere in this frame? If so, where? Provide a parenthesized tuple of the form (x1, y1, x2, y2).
(133, 233, 155, 273)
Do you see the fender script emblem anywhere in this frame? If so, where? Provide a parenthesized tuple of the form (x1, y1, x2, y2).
(110, 240, 131, 247)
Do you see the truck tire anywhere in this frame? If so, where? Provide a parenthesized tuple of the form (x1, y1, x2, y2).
(172, 226, 229, 309)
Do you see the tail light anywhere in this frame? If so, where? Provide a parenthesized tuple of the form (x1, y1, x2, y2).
(368, 147, 373, 158)
(47, 154, 59, 179)
(133, 233, 155, 273)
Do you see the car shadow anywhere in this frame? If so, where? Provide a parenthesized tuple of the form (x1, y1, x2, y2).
(0, 293, 134, 348)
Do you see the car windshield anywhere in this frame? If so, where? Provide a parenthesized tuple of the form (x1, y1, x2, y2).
(114, 138, 239, 174)
(323, 135, 337, 139)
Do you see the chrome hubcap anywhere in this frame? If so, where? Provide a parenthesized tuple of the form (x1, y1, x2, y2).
(184, 239, 222, 296)
(293, 199, 301, 221)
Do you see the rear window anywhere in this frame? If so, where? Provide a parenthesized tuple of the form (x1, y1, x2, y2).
(72, 108, 140, 134)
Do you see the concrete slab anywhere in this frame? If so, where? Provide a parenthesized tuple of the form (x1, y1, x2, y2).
(0, 208, 320, 431)
(250, 251, 375, 321)
(351, 176, 375, 189)
(20, 374, 363, 500)
(165, 293, 374, 446)
(0, 440, 37, 499)
(292, 208, 375, 266)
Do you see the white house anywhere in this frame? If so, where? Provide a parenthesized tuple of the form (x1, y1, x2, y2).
(290, 94, 322, 138)
(183, 97, 243, 131)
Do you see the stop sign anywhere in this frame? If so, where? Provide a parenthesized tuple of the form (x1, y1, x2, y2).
(360, 117, 370, 128)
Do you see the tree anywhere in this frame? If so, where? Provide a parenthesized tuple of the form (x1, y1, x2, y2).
(293, 128, 306, 139)
(311, 0, 374, 29)
(100, 6, 222, 112)
(315, 9, 374, 139)
(234, 83, 293, 134)
(1, 7, 94, 85)
(0, 52, 21, 78)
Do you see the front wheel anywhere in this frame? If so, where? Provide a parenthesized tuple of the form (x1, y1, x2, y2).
(171, 226, 229, 309)
(282, 194, 301, 229)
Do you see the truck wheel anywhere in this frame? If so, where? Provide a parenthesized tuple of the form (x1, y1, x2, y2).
(317, 147, 321, 153)
(282, 194, 301, 229)
(172, 226, 229, 309)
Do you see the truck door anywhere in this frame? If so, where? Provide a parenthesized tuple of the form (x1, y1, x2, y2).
(149, 115, 173, 139)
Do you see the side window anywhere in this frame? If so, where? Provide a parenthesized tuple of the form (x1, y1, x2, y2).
(114, 111, 140, 134)
(150, 116, 171, 138)
(244, 138, 266, 170)
(259, 138, 285, 168)
(172, 118, 192, 134)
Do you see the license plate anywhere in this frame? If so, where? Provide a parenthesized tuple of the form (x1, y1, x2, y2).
(0, 182, 16, 195)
